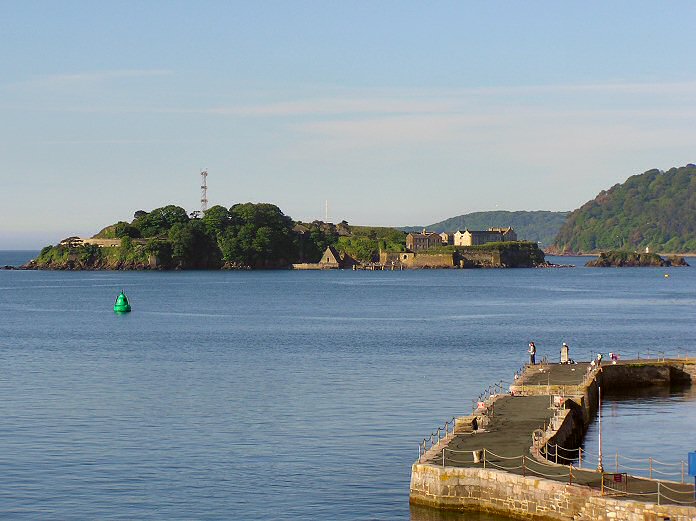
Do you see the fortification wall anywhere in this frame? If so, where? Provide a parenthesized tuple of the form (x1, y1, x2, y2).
(407, 253, 457, 268)
(458, 251, 501, 268)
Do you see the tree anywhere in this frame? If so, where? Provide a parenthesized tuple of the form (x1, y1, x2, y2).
(553, 165, 696, 253)
(133, 205, 189, 237)
(219, 203, 298, 267)
(168, 220, 222, 269)
(202, 205, 230, 239)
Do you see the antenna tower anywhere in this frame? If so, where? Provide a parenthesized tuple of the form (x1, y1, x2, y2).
(200, 169, 208, 213)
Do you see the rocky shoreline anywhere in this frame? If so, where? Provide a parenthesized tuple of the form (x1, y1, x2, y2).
(585, 251, 689, 267)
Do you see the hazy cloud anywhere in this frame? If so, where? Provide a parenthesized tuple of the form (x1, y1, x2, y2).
(5, 69, 173, 90)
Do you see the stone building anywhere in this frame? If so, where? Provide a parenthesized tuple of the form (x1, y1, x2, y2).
(440, 232, 453, 245)
(406, 229, 443, 251)
(318, 246, 358, 269)
(453, 227, 517, 246)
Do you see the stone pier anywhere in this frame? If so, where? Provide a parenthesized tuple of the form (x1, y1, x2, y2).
(410, 358, 696, 520)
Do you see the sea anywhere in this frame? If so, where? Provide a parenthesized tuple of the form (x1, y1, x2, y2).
(1, 250, 695, 520)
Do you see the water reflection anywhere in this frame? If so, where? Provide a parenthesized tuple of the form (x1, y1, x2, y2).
(410, 504, 514, 521)
(583, 383, 696, 480)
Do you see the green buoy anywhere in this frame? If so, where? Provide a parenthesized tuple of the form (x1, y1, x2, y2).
(113, 290, 132, 313)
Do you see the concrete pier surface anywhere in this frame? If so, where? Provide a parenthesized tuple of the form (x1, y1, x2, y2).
(411, 358, 696, 520)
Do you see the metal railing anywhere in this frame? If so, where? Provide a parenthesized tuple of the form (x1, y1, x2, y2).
(436, 446, 696, 506)
(441, 447, 575, 481)
(418, 416, 456, 462)
(471, 379, 509, 413)
(634, 349, 693, 361)
(541, 442, 692, 483)
(602, 480, 696, 506)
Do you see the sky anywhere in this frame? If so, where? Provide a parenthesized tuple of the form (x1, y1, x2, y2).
(2, 1, 696, 248)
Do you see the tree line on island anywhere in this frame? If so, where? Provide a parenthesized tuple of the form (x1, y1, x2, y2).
(31, 203, 410, 270)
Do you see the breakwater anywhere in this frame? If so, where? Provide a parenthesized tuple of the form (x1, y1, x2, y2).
(410, 358, 696, 520)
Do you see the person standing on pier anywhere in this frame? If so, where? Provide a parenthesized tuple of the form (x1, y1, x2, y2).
(528, 341, 536, 365)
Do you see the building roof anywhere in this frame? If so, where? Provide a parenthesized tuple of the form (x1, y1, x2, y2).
(321, 246, 342, 264)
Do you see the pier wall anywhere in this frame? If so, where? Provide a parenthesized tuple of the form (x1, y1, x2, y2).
(410, 463, 593, 520)
(598, 361, 696, 389)
(410, 464, 696, 521)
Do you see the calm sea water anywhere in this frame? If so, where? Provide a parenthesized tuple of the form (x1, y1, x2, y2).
(0, 252, 695, 520)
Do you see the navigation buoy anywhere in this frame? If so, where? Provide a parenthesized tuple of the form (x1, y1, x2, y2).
(113, 290, 132, 313)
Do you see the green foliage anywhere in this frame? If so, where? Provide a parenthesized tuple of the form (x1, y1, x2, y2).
(145, 238, 172, 265)
(218, 203, 297, 267)
(131, 205, 190, 237)
(35, 244, 69, 264)
(351, 226, 406, 252)
(115, 222, 141, 238)
(34, 204, 412, 269)
(307, 227, 338, 257)
(586, 251, 669, 267)
(404, 211, 568, 247)
(168, 220, 222, 269)
(433, 240, 541, 254)
(336, 236, 377, 262)
(94, 221, 141, 239)
(202, 205, 230, 238)
(34, 243, 103, 267)
(553, 165, 696, 253)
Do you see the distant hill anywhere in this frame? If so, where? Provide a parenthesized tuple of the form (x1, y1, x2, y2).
(552, 164, 696, 253)
(402, 211, 569, 247)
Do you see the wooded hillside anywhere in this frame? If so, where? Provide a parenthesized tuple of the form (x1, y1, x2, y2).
(552, 165, 696, 253)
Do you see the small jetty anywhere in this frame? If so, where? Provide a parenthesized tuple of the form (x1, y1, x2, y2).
(410, 356, 696, 520)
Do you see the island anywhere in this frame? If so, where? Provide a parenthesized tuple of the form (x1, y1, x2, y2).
(22, 203, 547, 271)
(585, 251, 689, 267)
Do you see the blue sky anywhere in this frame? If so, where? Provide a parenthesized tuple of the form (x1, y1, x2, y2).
(2, 1, 696, 248)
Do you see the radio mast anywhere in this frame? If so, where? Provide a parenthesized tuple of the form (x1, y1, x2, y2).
(200, 169, 208, 213)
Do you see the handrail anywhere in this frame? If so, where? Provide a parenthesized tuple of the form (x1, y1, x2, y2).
(542, 442, 689, 483)
(434, 446, 696, 506)
(635, 349, 692, 361)
(472, 378, 510, 412)
(418, 416, 456, 461)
